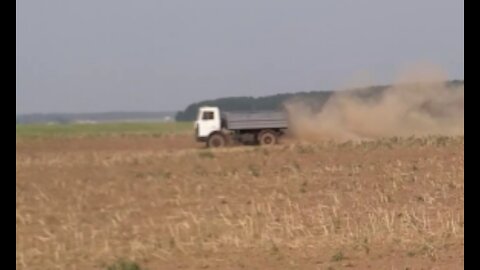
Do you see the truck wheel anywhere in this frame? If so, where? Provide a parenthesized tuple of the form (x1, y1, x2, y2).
(207, 133, 226, 148)
(258, 130, 278, 146)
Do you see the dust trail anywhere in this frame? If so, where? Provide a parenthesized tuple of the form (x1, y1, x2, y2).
(285, 64, 464, 141)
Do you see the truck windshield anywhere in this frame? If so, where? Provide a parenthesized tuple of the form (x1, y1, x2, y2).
(202, 111, 214, 120)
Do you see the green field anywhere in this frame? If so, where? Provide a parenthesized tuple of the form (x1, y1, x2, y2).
(16, 121, 193, 137)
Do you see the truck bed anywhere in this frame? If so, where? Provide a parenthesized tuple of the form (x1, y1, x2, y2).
(222, 111, 288, 130)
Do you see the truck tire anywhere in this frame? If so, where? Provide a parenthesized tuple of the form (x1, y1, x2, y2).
(258, 130, 278, 146)
(207, 133, 226, 148)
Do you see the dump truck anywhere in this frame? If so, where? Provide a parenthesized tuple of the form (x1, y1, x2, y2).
(194, 106, 289, 147)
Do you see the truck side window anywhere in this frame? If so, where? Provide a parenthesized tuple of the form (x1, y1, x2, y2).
(202, 111, 214, 120)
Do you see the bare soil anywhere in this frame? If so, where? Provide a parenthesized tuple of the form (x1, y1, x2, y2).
(16, 135, 464, 270)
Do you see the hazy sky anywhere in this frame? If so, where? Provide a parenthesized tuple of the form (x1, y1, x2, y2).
(16, 0, 464, 114)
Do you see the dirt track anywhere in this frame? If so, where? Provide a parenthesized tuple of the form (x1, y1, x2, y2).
(16, 135, 464, 270)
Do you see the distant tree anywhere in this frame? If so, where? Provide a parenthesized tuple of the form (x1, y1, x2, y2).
(172, 81, 463, 122)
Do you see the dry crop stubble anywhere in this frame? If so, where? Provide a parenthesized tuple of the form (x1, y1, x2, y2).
(16, 135, 464, 269)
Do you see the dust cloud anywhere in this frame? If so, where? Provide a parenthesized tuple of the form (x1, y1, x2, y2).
(285, 64, 464, 141)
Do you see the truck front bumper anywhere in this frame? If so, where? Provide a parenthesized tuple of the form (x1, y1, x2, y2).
(196, 136, 207, 143)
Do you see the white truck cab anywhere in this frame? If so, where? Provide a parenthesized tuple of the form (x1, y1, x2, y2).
(194, 106, 222, 141)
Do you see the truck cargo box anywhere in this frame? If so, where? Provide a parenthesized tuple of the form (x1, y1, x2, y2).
(222, 111, 288, 130)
